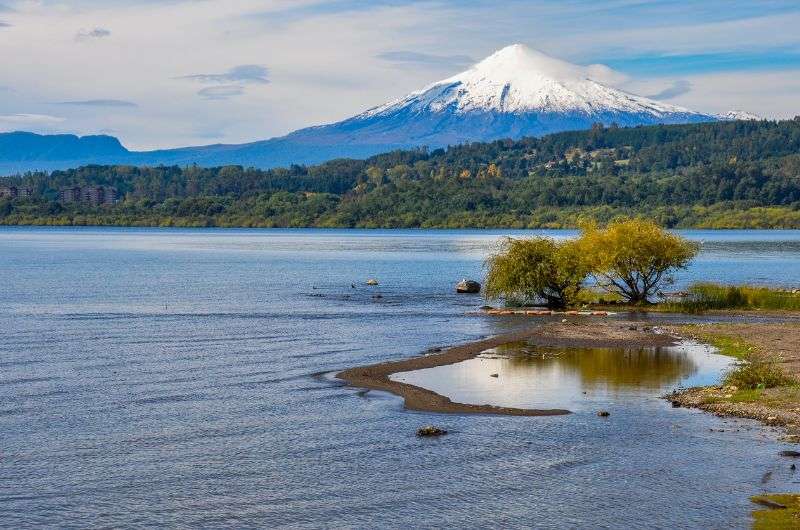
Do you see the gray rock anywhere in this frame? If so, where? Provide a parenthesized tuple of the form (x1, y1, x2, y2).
(456, 279, 481, 294)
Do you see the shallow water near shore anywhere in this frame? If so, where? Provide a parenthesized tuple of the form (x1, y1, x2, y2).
(2, 227, 800, 528)
(391, 342, 733, 411)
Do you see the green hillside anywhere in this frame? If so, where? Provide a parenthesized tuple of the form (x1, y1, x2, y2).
(2, 119, 800, 228)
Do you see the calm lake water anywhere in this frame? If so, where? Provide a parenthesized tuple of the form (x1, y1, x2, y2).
(2, 227, 800, 528)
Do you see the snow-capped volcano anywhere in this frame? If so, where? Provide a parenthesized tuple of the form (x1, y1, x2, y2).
(365, 44, 699, 118)
(284, 44, 715, 148)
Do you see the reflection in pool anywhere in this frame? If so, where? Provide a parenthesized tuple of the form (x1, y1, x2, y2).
(390, 341, 733, 412)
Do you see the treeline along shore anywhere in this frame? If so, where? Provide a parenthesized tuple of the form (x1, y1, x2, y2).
(2, 119, 800, 228)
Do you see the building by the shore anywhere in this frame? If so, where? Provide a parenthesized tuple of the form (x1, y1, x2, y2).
(0, 186, 33, 200)
(58, 185, 117, 206)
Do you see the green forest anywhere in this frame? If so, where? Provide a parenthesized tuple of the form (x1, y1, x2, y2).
(2, 119, 800, 228)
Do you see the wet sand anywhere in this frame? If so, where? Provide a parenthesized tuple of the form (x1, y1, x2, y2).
(336, 319, 678, 416)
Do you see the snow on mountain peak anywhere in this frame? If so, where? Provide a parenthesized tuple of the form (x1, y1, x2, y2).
(362, 44, 705, 119)
(720, 110, 762, 121)
(469, 44, 588, 83)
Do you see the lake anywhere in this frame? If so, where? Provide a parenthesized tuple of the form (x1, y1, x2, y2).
(2, 227, 800, 528)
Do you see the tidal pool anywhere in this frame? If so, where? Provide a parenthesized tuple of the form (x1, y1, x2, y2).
(390, 341, 734, 412)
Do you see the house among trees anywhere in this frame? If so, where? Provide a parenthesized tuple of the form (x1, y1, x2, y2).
(58, 185, 117, 205)
(0, 185, 32, 199)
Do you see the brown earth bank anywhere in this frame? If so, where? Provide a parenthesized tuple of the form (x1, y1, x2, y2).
(336, 319, 677, 416)
(667, 323, 800, 439)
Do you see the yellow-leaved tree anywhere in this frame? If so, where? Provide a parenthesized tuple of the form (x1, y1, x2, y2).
(580, 218, 699, 304)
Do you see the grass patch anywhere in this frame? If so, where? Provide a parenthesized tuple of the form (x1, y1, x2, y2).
(751, 494, 800, 529)
(703, 388, 765, 404)
(681, 326, 753, 360)
(682, 326, 795, 392)
(666, 282, 800, 313)
(724, 356, 793, 390)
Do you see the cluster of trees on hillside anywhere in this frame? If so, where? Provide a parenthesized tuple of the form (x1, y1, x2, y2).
(2, 119, 800, 228)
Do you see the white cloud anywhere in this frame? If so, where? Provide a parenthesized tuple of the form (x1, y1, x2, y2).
(178, 64, 269, 84)
(0, 113, 65, 131)
(646, 80, 692, 100)
(627, 71, 800, 118)
(197, 85, 245, 100)
(56, 99, 138, 107)
(75, 27, 110, 41)
(376, 50, 474, 69)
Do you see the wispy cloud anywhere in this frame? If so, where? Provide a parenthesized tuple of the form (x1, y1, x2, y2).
(197, 85, 245, 100)
(647, 79, 692, 100)
(0, 113, 65, 131)
(179, 65, 269, 84)
(376, 50, 474, 69)
(0, 21, 10, 27)
(75, 27, 110, 41)
(56, 99, 138, 108)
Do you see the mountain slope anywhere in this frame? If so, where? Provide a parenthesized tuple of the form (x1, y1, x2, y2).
(1, 44, 725, 174)
(294, 44, 713, 147)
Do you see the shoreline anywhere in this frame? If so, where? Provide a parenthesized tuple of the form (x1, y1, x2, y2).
(336, 319, 677, 416)
(664, 323, 800, 435)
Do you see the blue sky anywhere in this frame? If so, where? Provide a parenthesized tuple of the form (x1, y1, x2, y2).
(0, 0, 798, 149)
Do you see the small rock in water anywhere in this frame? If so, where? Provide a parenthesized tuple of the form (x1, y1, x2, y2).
(780, 450, 800, 457)
(490, 373, 499, 378)
(792, 464, 797, 471)
(671, 401, 681, 408)
(455, 279, 481, 294)
(597, 411, 610, 417)
(417, 425, 447, 437)
(366, 279, 379, 286)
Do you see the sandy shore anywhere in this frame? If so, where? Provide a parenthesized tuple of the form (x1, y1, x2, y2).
(336, 319, 677, 416)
